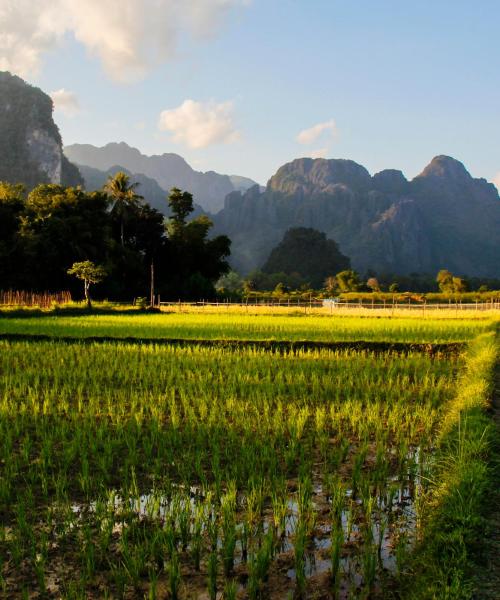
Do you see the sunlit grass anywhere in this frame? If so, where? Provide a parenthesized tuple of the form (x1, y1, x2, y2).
(0, 312, 494, 343)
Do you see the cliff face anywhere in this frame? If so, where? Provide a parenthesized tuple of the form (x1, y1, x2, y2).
(0, 72, 83, 189)
(213, 156, 500, 277)
(64, 142, 258, 214)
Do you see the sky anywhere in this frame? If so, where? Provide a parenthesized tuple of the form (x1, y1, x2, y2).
(1, 0, 499, 187)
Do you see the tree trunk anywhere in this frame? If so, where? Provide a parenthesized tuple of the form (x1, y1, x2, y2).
(84, 280, 92, 309)
(150, 260, 155, 308)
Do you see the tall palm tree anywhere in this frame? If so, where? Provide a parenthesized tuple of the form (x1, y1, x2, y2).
(104, 172, 143, 246)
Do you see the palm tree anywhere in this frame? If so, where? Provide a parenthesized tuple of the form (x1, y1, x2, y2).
(104, 172, 143, 246)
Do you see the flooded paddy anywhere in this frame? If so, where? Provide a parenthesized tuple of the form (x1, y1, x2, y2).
(0, 333, 464, 598)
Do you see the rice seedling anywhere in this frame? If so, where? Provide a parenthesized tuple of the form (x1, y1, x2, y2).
(0, 313, 495, 598)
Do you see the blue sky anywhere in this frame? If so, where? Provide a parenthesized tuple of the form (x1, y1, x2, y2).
(3, 0, 499, 186)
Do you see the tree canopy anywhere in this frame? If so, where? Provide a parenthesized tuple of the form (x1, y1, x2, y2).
(0, 177, 231, 301)
(67, 261, 106, 308)
(262, 227, 350, 288)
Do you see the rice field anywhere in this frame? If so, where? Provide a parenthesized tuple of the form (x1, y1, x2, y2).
(0, 312, 493, 343)
(0, 312, 497, 598)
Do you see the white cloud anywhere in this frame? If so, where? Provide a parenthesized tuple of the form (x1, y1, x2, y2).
(0, 0, 248, 83)
(50, 88, 80, 116)
(493, 172, 500, 191)
(158, 99, 240, 149)
(297, 119, 337, 145)
(309, 148, 329, 159)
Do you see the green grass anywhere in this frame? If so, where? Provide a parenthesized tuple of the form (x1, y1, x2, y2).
(403, 331, 498, 599)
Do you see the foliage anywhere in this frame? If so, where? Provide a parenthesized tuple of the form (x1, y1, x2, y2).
(215, 271, 244, 297)
(163, 188, 231, 299)
(335, 270, 361, 292)
(0, 178, 231, 301)
(67, 260, 106, 307)
(262, 227, 350, 288)
(338, 291, 500, 303)
(437, 269, 468, 293)
(366, 277, 380, 292)
(104, 171, 143, 246)
(243, 269, 308, 294)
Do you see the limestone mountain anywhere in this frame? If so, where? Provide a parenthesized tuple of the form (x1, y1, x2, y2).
(213, 156, 500, 277)
(65, 142, 258, 214)
(0, 72, 83, 189)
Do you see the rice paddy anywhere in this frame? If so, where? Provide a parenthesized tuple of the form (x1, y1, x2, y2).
(0, 312, 492, 343)
(0, 312, 497, 598)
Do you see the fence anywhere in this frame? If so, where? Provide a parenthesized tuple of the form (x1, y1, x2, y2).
(159, 298, 500, 314)
(0, 290, 72, 309)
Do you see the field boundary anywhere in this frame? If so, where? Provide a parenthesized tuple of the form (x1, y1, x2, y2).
(0, 333, 465, 356)
(402, 330, 499, 599)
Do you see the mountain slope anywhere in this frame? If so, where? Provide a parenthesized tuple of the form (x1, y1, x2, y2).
(0, 72, 82, 189)
(65, 142, 258, 213)
(213, 156, 500, 277)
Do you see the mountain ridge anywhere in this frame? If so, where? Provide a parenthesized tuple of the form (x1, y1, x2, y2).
(64, 141, 259, 213)
(213, 155, 500, 278)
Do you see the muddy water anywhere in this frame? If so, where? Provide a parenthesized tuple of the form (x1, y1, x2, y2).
(68, 461, 420, 599)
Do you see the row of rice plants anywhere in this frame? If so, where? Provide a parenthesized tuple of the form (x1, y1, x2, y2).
(0, 312, 493, 343)
(0, 339, 460, 597)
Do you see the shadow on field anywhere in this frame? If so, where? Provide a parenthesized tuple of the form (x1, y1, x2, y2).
(0, 332, 465, 356)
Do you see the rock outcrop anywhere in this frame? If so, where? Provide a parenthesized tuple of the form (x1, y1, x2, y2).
(0, 72, 83, 189)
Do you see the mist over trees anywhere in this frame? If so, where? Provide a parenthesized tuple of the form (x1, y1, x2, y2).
(0, 176, 230, 300)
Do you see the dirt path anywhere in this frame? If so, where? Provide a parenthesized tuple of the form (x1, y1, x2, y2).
(472, 346, 500, 599)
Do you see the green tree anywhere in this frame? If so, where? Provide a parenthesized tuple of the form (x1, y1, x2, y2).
(20, 185, 111, 292)
(389, 282, 399, 293)
(366, 277, 380, 292)
(105, 172, 143, 246)
(216, 271, 243, 295)
(167, 187, 195, 236)
(67, 261, 106, 308)
(335, 270, 361, 292)
(242, 278, 256, 296)
(262, 228, 350, 288)
(163, 188, 231, 298)
(452, 276, 468, 293)
(273, 282, 289, 296)
(0, 182, 25, 286)
(436, 269, 455, 293)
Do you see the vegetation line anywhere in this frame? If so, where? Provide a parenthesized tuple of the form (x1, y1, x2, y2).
(0, 333, 465, 356)
(404, 329, 498, 599)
